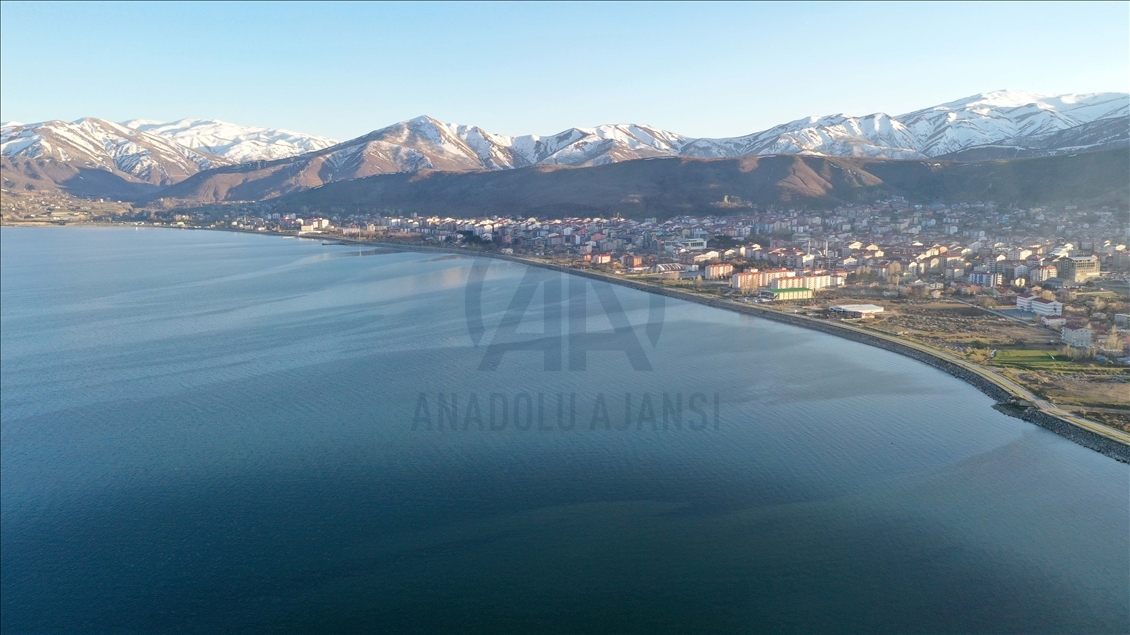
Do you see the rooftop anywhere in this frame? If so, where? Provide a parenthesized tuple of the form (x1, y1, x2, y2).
(830, 304, 885, 313)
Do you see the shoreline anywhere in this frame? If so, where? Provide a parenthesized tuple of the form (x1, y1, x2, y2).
(7, 224, 1128, 461)
(335, 236, 1130, 462)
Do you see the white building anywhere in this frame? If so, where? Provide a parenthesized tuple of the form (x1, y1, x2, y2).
(970, 272, 1002, 286)
(829, 304, 885, 318)
(1030, 298, 1063, 316)
(1042, 316, 1067, 329)
(1062, 327, 1093, 348)
(1017, 294, 1062, 315)
(731, 271, 760, 290)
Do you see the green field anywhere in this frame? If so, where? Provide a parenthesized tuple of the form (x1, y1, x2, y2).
(990, 349, 1075, 370)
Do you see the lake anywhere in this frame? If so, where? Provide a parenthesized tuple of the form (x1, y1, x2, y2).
(1, 226, 1126, 633)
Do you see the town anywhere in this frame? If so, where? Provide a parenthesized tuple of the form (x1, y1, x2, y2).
(6, 194, 1129, 429)
(165, 199, 1127, 347)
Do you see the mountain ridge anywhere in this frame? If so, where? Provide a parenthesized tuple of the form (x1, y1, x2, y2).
(270, 150, 1129, 219)
(3, 90, 1126, 201)
(122, 119, 338, 162)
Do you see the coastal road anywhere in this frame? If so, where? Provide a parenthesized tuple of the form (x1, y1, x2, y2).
(322, 236, 1130, 449)
(806, 312, 1130, 446)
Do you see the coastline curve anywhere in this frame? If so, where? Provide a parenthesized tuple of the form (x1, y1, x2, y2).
(339, 236, 1130, 463)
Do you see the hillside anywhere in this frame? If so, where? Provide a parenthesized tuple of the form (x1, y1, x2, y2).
(266, 150, 1128, 219)
(0, 157, 160, 199)
(1, 118, 229, 194)
(6, 91, 1126, 203)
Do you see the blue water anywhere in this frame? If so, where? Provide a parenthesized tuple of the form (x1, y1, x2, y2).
(2, 226, 1127, 633)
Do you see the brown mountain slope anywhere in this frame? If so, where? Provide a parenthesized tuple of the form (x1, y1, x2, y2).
(260, 151, 1127, 219)
(146, 117, 500, 203)
(1, 157, 161, 199)
(270, 155, 881, 218)
(862, 150, 1129, 205)
(155, 154, 885, 210)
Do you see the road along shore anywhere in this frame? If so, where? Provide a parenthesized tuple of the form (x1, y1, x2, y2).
(333, 237, 1129, 463)
(25, 224, 1130, 460)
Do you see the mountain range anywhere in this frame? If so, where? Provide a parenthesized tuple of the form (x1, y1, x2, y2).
(1, 90, 1126, 205)
(275, 149, 1129, 219)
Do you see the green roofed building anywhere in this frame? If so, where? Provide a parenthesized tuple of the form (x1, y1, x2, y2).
(760, 287, 813, 301)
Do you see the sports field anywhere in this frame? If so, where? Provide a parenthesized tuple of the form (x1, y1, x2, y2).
(990, 349, 1075, 370)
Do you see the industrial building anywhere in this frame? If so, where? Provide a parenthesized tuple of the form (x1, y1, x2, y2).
(828, 304, 885, 318)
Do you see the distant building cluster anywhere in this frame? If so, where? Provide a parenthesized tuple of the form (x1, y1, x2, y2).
(152, 196, 1130, 358)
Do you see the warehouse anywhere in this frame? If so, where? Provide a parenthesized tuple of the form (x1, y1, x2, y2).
(829, 303, 885, 318)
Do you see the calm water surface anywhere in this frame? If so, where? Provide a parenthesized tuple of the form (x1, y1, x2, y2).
(1, 227, 1127, 633)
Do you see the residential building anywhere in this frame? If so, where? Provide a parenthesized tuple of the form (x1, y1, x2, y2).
(1029, 265, 1057, 282)
(731, 271, 760, 291)
(1062, 327, 1093, 348)
(760, 288, 813, 301)
(1058, 255, 1100, 282)
(705, 263, 734, 280)
(1042, 316, 1067, 329)
(1030, 298, 1063, 316)
(969, 272, 1003, 286)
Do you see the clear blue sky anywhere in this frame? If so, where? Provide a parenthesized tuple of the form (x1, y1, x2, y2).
(2, 1, 1126, 140)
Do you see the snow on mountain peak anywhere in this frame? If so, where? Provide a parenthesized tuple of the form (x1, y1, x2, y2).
(4, 90, 1126, 199)
(1, 117, 229, 185)
(329, 92, 1126, 172)
(123, 118, 338, 162)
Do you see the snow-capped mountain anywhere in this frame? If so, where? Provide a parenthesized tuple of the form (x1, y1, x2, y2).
(1, 118, 229, 186)
(124, 118, 338, 162)
(301, 90, 1130, 175)
(313, 117, 693, 175)
(658, 90, 1128, 161)
(894, 90, 1128, 157)
(3, 90, 1126, 201)
(149, 90, 1129, 204)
